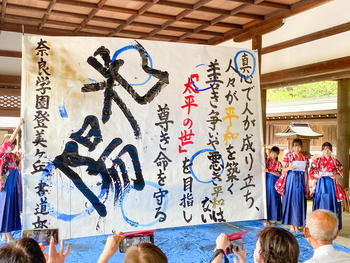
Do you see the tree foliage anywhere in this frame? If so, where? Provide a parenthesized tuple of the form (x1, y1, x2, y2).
(267, 81, 337, 102)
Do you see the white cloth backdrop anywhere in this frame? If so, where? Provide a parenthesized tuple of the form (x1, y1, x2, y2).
(21, 35, 266, 239)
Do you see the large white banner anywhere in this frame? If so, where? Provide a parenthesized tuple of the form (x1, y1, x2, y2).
(22, 36, 266, 239)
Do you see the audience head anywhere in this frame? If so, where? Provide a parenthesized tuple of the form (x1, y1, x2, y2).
(254, 227, 299, 263)
(0, 242, 30, 263)
(305, 209, 338, 243)
(0, 238, 45, 263)
(269, 146, 280, 160)
(17, 238, 46, 263)
(124, 242, 168, 263)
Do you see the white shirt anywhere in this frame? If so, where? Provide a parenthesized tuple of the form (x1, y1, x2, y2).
(304, 244, 350, 263)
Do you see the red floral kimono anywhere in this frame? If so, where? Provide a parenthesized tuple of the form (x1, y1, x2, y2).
(309, 156, 344, 201)
(266, 158, 282, 175)
(0, 141, 19, 191)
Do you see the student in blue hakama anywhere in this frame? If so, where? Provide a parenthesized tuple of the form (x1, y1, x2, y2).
(309, 142, 344, 229)
(0, 118, 23, 242)
(264, 146, 282, 226)
(281, 138, 309, 233)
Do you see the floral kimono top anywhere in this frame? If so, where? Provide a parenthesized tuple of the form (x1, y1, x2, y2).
(282, 152, 309, 172)
(266, 158, 282, 176)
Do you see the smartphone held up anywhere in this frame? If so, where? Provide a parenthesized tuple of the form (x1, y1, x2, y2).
(119, 230, 155, 253)
(225, 230, 249, 255)
(22, 228, 59, 245)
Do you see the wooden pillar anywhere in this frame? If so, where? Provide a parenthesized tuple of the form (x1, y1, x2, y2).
(337, 79, 350, 188)
(252, 34, 266, 144)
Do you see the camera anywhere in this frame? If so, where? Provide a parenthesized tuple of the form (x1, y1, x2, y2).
(225, 238, 244, 254)
(225, 230, 249, 255)
(119, 230, 155, 253)
(22, 228, 59, 245)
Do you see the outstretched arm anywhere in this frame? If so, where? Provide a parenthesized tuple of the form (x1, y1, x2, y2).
(9, 118, 23, 143)
(98, 233, 124, 263)
(211, 233, 230, 263)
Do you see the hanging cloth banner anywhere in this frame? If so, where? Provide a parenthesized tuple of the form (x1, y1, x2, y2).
(22, 35, 266, 239)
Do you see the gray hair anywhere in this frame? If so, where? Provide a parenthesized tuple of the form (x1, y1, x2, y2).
(306, 209, 338, 241)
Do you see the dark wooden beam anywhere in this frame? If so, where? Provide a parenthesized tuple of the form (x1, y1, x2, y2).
(0, 87, 21, 96)
(0, 75, 21, 87)
(179, 3, 247, 41)
(6, 3, 88, 20)
(261, 70, 350, 89)
(3, 9, 222, 38)
(147, 0, 212, 38)
(75, 0, 108, 33)
(198, 6, 264, 20)
(0, 19, 210, 44)
(265, 0, 332, 20)
(234, 18, 284, 42)
(261, 56, 350, 89)
(337, 80, 350, 188)
(43, 0, 138, 15)
(267, 112, 337, 121)
(227, 0, 254, 3)
(0, 49, 21, 58)
(211, 0, 331, 44)
(228, 0, 290, 9)
(209, 17, 283, 44)
(39, 0, 56, 30)
(1, 0, 7, 24)
(0, 107, 20, 117)
(1, 19, 103, 36)
(137, 0, 275, 17)
(108, 1, 158, 36)
(259, 1, 290, 10)
(154, 0, 290, 10)
(39, 0, 242, 29)
(6, 14, 109, 32)
(234, 12, 264, 20)
(41, 0, 95, 9)
(262, 21, 350, 54)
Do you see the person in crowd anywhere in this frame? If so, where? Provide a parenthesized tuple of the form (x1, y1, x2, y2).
(17, 238, 46, 263)
(0, 242, 30, 263)
(0, 236, 70, 263)
(211, 227, 299, 263)
(309, 142, 343, 229)
(124, 242, 168, 263)
(98, 232, 168, 263)
(209, 232, 246, 263)
(281, 138, 309, 232)
(264, 146, 282, 226)
(304, 209, 350, 262)
(253, 227, 299, 263)
(0, 118, 23, 242)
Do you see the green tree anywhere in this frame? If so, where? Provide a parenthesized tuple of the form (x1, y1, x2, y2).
(267, 81, 337, 102)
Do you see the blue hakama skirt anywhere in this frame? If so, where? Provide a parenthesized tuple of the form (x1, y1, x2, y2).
(313, 176, 342, 229)
(266, 172, 281, 221)
(281, 170, 306, 226)
(0, 169, 22, 233)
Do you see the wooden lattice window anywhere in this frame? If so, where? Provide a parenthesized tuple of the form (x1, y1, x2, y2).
(0, 96, 21, 108)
